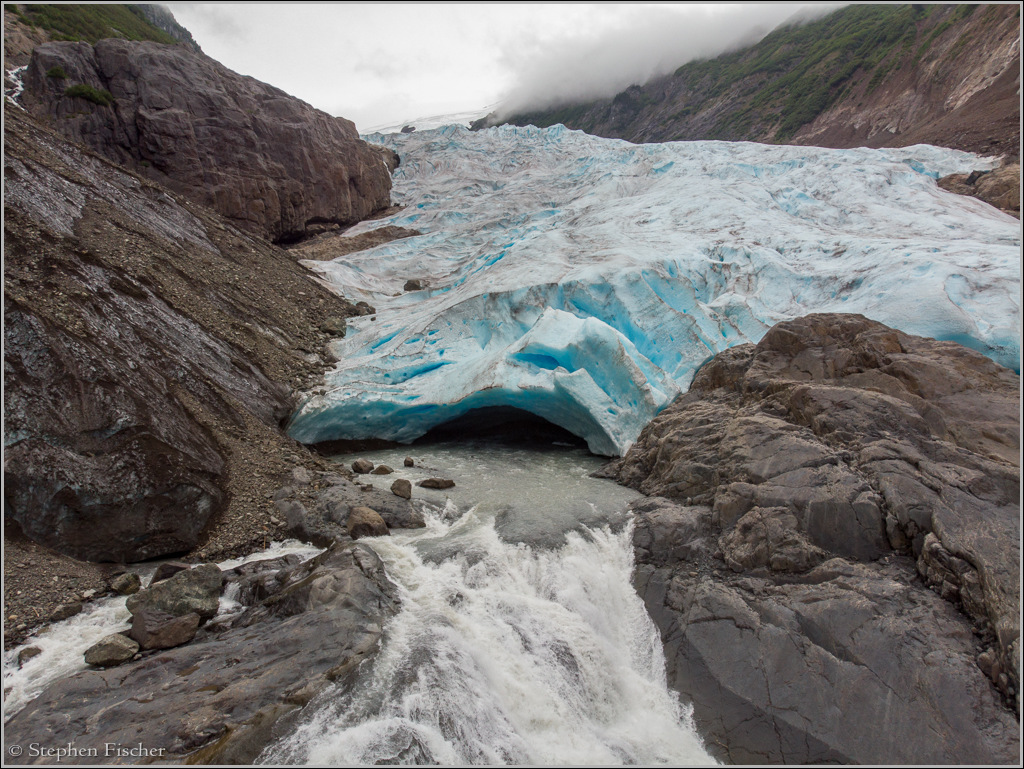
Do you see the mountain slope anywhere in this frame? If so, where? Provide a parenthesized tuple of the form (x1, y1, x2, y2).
(491, 4, 1020, 159)
(4, 106, 363, 566)
(3, 3, 198, 66)
(19, 38, 394, 243)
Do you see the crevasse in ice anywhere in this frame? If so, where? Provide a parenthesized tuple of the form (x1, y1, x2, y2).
(287, 124, 1020, 456)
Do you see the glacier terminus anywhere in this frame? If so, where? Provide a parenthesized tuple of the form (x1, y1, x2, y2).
(286, 124, 1021, 456)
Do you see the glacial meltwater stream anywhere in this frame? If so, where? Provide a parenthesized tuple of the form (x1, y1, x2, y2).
(3, 433, 715, 764)
(261, 436, 715, 765)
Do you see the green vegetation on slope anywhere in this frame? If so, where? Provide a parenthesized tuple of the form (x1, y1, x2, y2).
(684, 4, 935, 139)
(64, 83, 115, 106)
(502, 4, 986, 144)
(17, 4, 179, 45)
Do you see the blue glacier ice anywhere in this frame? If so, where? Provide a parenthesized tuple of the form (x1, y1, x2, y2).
(287, 124, 1021, 455)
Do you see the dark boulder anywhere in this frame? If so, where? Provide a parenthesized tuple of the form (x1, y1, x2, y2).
(48, 602, 83, 622)
(110, 572, 142, 595)
(148, 561, 190, 587)
(418, 477, 455, 490)
(351, 459, 374, 474)
(391, 478, 412, 499)
(346, 506, 389, 539)
(17, 646, 42, 667)
(129, 609, 200, 651)
(126, 564, 223, 621)
(83, 633, 139, 668)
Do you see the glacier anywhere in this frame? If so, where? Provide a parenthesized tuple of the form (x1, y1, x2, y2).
(287, 124, 1021, 456)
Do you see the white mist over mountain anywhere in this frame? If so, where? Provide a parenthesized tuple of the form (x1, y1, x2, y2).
(167, 3, 843, 132)
(494, 3, 844, 118)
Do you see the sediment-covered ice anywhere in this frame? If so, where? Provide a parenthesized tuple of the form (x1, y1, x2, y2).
(288, 124, 1020, 455)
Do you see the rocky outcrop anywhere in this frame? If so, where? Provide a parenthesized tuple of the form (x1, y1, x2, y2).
(939, 163, 1021, 218)
(271, 469, 425, 546)
(288, 222, 420, 262)
(3, 106, 363, 564)
(608, 313, 1020, 762)
(6, 542, 400, 764)
(20, 38, 393, 243)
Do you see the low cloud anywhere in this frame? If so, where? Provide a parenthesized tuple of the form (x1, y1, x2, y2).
(495, 3, 844, 118)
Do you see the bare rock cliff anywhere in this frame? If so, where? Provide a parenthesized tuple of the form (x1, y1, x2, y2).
(606, 313, 1020, 762)
(3, 106, 360, 563)
(20, 39, 393, 243)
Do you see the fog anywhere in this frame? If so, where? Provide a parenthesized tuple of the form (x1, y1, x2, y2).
(495, 3, 844, 118)
(166, 3, 844, 131)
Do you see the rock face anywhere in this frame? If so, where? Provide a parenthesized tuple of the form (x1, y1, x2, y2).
(608, 313, 1020, 763)
(6, 542, 400, 763)
(3, 107, 362, 562)
(939, 163, 1021, 218)
(20, 39, 393, 243)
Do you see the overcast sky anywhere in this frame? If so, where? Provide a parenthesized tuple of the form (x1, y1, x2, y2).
(167, 3, 842, 133)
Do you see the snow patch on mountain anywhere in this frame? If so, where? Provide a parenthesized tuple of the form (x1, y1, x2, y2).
(287, 124, 1020, 455)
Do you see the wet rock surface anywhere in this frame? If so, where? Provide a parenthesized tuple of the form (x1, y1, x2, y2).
(610, 313, 1020, 762)
(129, 609, 201, 651)
(6, 542, 400, 764)
(271, 469, 425, 546)
(20, 39, 393, 243)
(418, 477, 456, 490)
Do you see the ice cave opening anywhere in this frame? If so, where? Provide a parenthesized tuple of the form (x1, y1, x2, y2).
(414, 405, 589, 449)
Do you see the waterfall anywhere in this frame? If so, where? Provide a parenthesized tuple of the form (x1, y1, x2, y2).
(262, 443, 714, 765)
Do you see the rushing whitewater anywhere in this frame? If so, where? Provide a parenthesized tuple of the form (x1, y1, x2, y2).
(287, 124, 1020, 454)
(2, 541, 322, 722)
(262, 443, 713, 765)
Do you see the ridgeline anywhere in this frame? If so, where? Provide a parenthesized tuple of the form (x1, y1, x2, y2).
(485, 4, 1020, 159)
